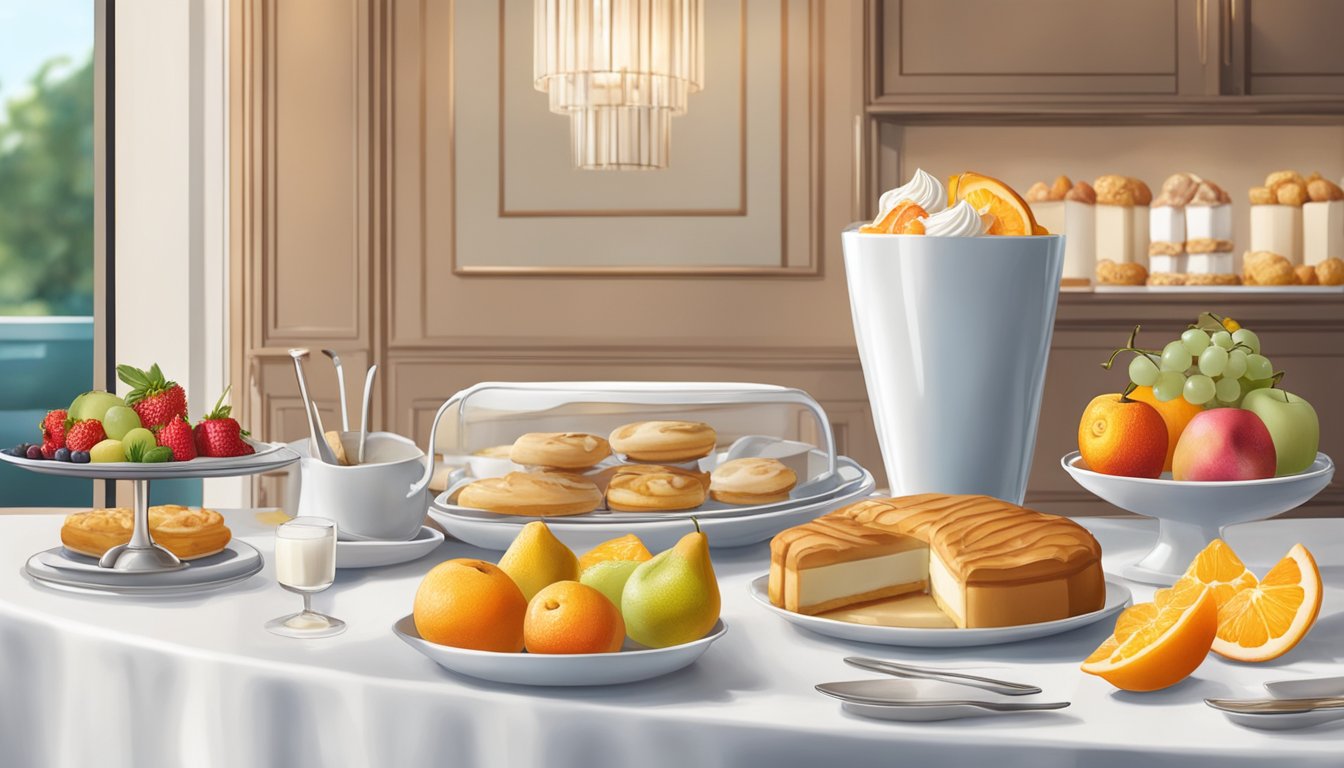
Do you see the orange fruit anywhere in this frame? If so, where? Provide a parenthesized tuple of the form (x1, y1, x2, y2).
(1077, 394, 1168, 479)
(950, 172, 1039, 236)
(578, 533, 653, 573)
(1032, 222, 1050, 235)
(864, 199, 929, 235)
(1221, 316, 1241, 332)
(1179, 538, 1258, 608)
(413, 559, 527, 652)
(524, 581, 626, 654)
(1081, 578, 1217, 691)
(1210, 544, 1322, 662)
(1128, 385, 1204, 472)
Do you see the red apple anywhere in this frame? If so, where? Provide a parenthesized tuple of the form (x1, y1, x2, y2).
(1172, 408, 1277, 482)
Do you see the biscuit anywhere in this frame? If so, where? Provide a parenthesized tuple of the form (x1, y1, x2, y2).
(61, 506, 232, 560)
(1094, 175, 1149, 207)
(1295, 264, 1319, 285)
(509, 432, 611, 469)
(1308, 178, 1344, 203)
(1183, 273, 1240, 286)
(1148, 241, 1184, 257)
(1249, 186, 1275, 205)
(1065, 181, 1096, 204)
(1266, 170, 1305, 192)
(1185, 238, 1236, 254)
(1190, 180, 1231, 205)
(1147, 272, 1186, 286)
(1276, 183, 1308, 207)
(1243, 251, 1295, 286)
(1096, 259, 1148, 286)
(709, 458, 798, 505)
(1025, 182, 1052, 203)
(606, 468, 707, 512)
(324, 431, 350, 466)
(1153, 172, 1200, 207)
(457, 472, 602, 517)
(610, 463, 710, 490)
(1317, 258, 1344, 286)
(609, 421, 717, 462)
(1050, 175, 1072, 201)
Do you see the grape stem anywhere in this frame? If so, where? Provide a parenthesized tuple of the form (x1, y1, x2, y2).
(1100, 325, 1161, 371)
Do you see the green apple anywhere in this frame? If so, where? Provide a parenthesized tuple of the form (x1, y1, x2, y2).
(69, 390, 126, 423)
(580, 560, 641, 612)
(1241, 388, 1319, 476)
(121, 428, 157, 460)
(621, 526, 720, 648)
(102, 405, 142, 440)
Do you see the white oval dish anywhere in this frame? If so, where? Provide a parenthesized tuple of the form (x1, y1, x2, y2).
(0, 439, 298, 479)
(748, 576, 1131, 648)
(335, 525, 444, 569)
(393, 615, 727, 686)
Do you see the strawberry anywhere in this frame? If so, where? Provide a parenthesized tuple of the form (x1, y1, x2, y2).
(66, 420, 107, 453)
(117, 363, 188, 429)
(194, 388, 254, 458)
(155, 415, 197, 462)
(40, 409, 68, 458)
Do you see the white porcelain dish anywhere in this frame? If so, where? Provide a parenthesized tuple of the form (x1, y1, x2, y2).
(1062, 451, 1334, 584)
(393, 615, 727, 686)
(0, 439, 298, 480)
(335, 525, 444, 569)
(429, 460, 876, 551)
(1265, 676, 1344, 699)
(285, 433, 429, 541)
(818, 679, 1070, 722)
(25, 541, 264, 596)
(748, 575, 1131, 648)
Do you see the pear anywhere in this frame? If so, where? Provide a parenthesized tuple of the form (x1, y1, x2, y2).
(497, 521, 579, 602)
(621, 520, 720, 648)
(580, 559, 642, 613)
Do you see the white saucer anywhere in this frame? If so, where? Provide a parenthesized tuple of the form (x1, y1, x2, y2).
(393, 615, 727, 686)
(25, 541, 264, 596)
(749, 575, 1131, 648)
(335, 525, 445, 569)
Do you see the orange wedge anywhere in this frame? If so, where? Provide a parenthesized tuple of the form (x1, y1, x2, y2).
(1081, 578, 1217, 691)
(1032, 222, 1050, 235)
(1179, 538, 1259, 608)
(1212, 544, 1322, 662)
(577, 534, 652, 573)
(865, 199, 929, 235)
(951, 172, 1039, 236)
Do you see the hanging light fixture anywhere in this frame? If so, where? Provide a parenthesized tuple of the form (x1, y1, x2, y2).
(533, 0, 704, 170)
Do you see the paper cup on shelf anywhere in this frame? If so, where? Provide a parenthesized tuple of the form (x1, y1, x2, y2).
(841, 228, 1064, 504)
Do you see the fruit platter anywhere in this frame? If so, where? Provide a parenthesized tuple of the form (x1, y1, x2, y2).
(396, 520, 727, 686)
(1064, 313, 1334, 584)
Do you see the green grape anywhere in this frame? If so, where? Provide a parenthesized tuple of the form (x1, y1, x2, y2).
(1153, 371, 1186, 402)
(101, 405, 142, 441)
(1198, 345, 1228, 377)
(1128, 354, 1160, 387)
(1160, 340, 1191, 372)
(1211, 331, 1233, 349)
(1215, 376, 1241, 403)
(1245, 354, 1273, 381)
(1225, 348, 1248, 380)
(1181, 329, 1211, 356)
(1232, 328, 1261, 355)
(1183, 374, 1216, 405)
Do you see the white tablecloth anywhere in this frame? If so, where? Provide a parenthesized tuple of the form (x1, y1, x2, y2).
(1, 511, 1342, 768)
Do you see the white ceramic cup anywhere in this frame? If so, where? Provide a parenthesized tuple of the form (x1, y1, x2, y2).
(841, 228, 1065, 504)
(285, 432, 428, 541)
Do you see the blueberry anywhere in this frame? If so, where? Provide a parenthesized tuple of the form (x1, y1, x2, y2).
(71, 451, 91, 464)
(54, 447, 71, 462)
(25, 445, 44, 460)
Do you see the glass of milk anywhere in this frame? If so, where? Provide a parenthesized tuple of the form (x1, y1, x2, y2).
(265, 517, 346, 638)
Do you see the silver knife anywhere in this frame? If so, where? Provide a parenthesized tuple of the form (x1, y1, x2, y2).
(844, 656, 1041, 696)
(1206, 696, 1344, 715)
(816, 680, 1068, 712)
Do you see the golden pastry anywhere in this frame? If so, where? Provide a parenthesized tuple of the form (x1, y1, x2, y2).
(1096, 259, 1148, 286)
(1243, 251, 1295, 286)
(1147, 272, 1186, 286)
(324, 430, 350, 466)
(1148, 241, 1183, 257)
(608, 421, 717, 462)
(709, 458, 798, 505)
(1065, 180, 1096, 204)
(1094, 175, 1151, 206)
(611, 463, 710, 490)
(1025, 181, 1052, 202)
(1185, 238, 1236, 254)
(1308, 178, 1344, 202)
(606, 468, 706, 512)
(1317, 257, 1344, 286)
(61, 506, 232, 560)
(1248, 186, 1275, 205)
(1184, 273, 1240, 286)
(509, 432, 611, 469)
(1296, 264, 1319, 285)
(457, 472, 602, 517)
(769, 516, 926, 615)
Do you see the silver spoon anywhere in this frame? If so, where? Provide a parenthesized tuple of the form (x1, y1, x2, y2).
(844, 657, 1041, 696)
(358, 364, 377, 464)
(321, 349, 350, 431)
(1206, 696, 1344, 730)
(289, 348, 338, 465)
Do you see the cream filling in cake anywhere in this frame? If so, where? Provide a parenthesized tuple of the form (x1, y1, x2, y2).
(1148, 254, 1186, 274)
(795, 549, 928, 611)
(1186, 252, 1235, 274)
(927, 552, 964, 626)
(1149, 205, 1185, 245)
(1186, 203, 1232, 241)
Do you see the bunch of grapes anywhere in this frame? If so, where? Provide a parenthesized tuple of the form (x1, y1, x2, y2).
(1105, 314, 1280, 407)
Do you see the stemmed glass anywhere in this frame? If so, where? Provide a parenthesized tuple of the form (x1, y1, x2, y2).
(265, 517, 346, 638)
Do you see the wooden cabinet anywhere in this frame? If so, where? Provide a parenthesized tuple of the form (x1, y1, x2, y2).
(873, 0, 1212, 99)
(1230, 0, 1344, 95)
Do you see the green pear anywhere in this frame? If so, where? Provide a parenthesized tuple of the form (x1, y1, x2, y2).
(580, 559, 642, 613)
(497, 521, 578, 602)
(621, 521, 720, 648)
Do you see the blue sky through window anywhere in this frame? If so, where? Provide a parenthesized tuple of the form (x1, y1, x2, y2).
(0, 1, 93, 101)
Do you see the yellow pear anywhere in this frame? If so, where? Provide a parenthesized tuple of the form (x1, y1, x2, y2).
(497, 521, 579, 601)
(621, 520, 720, 648)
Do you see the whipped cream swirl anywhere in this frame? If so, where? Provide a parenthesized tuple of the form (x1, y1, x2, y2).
(875, 168, 946, 220)
(922, 200, 986, 237)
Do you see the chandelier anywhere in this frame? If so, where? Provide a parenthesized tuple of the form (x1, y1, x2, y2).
(533, 0, 704, 170)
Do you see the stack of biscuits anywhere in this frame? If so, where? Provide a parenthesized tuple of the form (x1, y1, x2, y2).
(1147, 172, 1237, 286)
(455, 422, 799, 517)
(61, 505, 232, 560)
(1093, 174, 1153, 286)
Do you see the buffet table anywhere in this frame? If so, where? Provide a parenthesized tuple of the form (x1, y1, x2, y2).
(1, 511, 1341, 768)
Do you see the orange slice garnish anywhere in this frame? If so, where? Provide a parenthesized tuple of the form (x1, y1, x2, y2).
(1081, 578, 1217, 691)
(1032, 222, 1050, 235)
(951, 172, 1040, 236)
(864, 199, 929, 235)
(1212, 543, 1322, 662)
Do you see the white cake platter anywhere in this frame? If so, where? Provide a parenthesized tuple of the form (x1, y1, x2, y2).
(0, 438, 298, 479)
(1062, 451, 1334, 585)
(25, 540, 264, 596)
(749, 575, 1131, 648)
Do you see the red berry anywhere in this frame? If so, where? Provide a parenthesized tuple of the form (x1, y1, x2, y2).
(40, 409, 68, 450)
(156, 415, 198, 462)
(117, 363, 188, 429)
(66, 420, 107, 453)
(194, 388, 254, 458)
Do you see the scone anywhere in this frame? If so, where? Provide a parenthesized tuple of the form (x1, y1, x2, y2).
(606, 467, 707, 512)
(457, 471, 602, 517)
(1096, 259, 1148, 286)
(509, 432, 611, 469)
(61, 505, 232, 560)
(709, 458, 798, 505)
(609, 463, 710, 490)
(609, 421, 717, 462)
